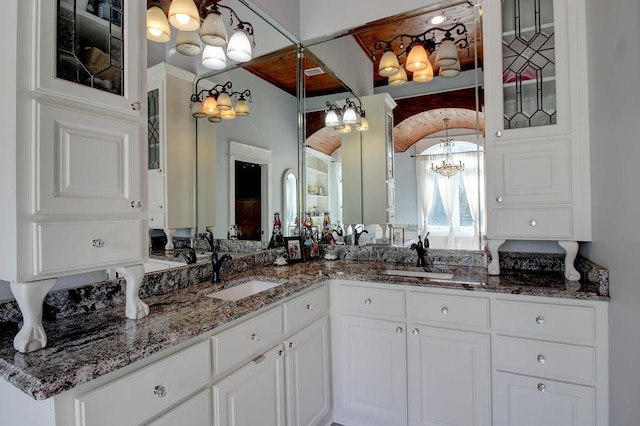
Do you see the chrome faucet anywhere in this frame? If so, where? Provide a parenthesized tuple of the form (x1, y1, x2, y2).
(211, 252, 232, 283)
(354, 226, 368, 245)
(174, 248, 197, 264)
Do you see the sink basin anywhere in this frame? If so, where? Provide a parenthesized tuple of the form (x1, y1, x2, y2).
(143, 260, 185, 273)
(204, 280, 282, 301)
(379, 269, 454, 280)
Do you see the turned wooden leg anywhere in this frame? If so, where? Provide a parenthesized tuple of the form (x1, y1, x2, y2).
(10, 279, 56, 353)
(487, 239, 505, 275)
(115, 265, 149, 320)
(558, 240, 581, 281)
(164, 228, 175, 251)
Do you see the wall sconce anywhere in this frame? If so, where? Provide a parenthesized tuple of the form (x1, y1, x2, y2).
(373, 22, 468, 87)
(147, 0, 255, 70)
(190, 81, 253, 123)
(324, 98, 368, 133)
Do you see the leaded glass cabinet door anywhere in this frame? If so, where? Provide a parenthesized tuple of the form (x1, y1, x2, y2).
(36, 0, 145, 115)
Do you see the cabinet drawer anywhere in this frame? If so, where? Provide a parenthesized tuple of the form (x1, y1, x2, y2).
(145, 389, 211, 426)
(408, 292, 490, 329)
(494, 335, 596, 383)
(34, 219, 144, 275)
(283, 285, 328, 334)
(75, 341, 210, 426)
(491, 208, 573, 239)
(494, 300, 596, 343)
(212, 306, 283, 376)
(340, 284, 405, 318)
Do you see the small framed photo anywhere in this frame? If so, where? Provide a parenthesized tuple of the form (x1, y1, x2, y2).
(284, 237, 305, 263)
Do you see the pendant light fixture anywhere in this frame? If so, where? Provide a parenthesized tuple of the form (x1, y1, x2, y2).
(146, 6, 170, 42)
(168, 0, 200, 31)
(388, 65, 408, 87)
(324, 98, 368, 133)
(405, 43, 429, 73)
(202, 45, 227, 70)
(413, 61, 434, 83)
(190, 82, 253, 123)
(175, 30, 202, 56)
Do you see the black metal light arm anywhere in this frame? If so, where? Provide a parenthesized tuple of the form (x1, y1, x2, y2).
(373, 22, 469, 58)
(200, 0, 255, 46)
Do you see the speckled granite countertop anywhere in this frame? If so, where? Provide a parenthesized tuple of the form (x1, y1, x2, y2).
(0, 259, 608, 401)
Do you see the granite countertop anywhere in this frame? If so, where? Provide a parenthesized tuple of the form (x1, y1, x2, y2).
(0, 259, 608, 401)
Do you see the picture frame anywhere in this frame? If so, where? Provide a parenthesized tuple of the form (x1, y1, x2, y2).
(284, 237, 305, 263)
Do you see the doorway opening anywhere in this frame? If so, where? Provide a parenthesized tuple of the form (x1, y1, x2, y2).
(235, 160, 262, 240)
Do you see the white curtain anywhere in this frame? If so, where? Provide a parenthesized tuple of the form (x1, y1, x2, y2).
(416, 157, 436, 234)
(460, 151, 481, 247)
(437, 172, 458, 249)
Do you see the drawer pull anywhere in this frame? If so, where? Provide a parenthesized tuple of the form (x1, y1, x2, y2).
(537, 383, 546, 392)
(537, 354, 546, 364)
(441, 306, 449, 315)
(153, 385, 167, 398)
(536, 316, 545, 325)
(529, 219, 537, 227)
(250, 333, 259, 341)
(92, 239, 105, 248)
(395, 327, 403, 334)
(412, 328, 420, 336)
(253, 354, 266, 364)
(364, 298, 372, 305)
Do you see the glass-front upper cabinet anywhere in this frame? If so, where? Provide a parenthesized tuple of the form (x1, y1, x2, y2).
(36, 0, 145, 115)
(483, 0, 571, 140)
(147, 87, 161, 171)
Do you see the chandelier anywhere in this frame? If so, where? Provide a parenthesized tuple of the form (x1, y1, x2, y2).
(324, 98, 369, 133)
(373, 22, 468, 87)
(146, 0, 255, 70)
(190, 81, 252, 123)
(431, 118, 464, 177)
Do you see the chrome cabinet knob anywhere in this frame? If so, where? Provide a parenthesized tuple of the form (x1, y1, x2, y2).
(441, 306, 449, 315)
(537, 354, 546, 364)
(250, 333, 259, 341)
(496, 196, 503, 203)
(395, 327, 403, 334)
(495, 130, 502, 137)
(412, 328, 420, 335)
(130, 200, 142, 209)
(529, 219, 537, 227)
(288, 342, 295, 348)
(306, 304, 312, 310)
(364, 298, 372, 305)
(92, 239, 105, 248)
(153, 385, 167, 398)
(131, 102, 143, 111)
(537, 383, 546, 392)
(536, 316, 545, 325)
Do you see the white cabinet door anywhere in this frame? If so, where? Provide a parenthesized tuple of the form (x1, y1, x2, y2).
(213, 345, 286, 426)
(285, 316, 331, 426)
(493, 371, 595, 426)
(407, 326, 491, 426)
(332, 315, 407, 426)
(145, 389, 211, 426)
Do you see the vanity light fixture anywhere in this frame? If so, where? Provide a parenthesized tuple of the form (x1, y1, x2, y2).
(324, 98, 368, 133)
(190, 81, 252, 123)
(147, 0, 255, 70)
(372, 22, 468, 86)
(431, 118, 464, 177)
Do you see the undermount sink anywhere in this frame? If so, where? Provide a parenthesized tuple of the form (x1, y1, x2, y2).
(378, 269, 454, 280)
(143, 260, 185, 273)
(204, 280, 283, 302)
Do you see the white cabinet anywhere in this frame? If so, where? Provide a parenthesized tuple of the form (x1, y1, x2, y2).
(145, 389, 212, 426)
(483, 0, 591, 280)
(1, 0, 147, 352)
(147, 63, 197, 250)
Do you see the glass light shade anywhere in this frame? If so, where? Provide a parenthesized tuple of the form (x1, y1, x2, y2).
(435, 39, 459, 67)
(221, 108, 236, 120)
(405, 44, 429, 72)
(203, 95, 219, 115)
(146, 6, 171, 42)
(378, 50, 400, 77)
(325, 110, 339, 127)
(337, 124, 352, 134)
(356, 116, 369, 132)
(175, 31, 202, 56)
(200, 12, 228, 47)
(342, 106, 358, 125)
(202, 45, 227, 70)
(439, 60, 461, 78)
(235, 99, 250, 116)
(208, 112, 222, 123)
(216, 92, 233, 111)
(226, 29, 252, 62)
(168, 0, 200, 31)
(388, 65, 408, 87)
(412, 61, 434, 83)
(191, 100, 206, 118)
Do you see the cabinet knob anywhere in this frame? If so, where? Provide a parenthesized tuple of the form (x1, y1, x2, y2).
(496, 196, 503, 203)
(289, 342, 295, 348)
(441, 306, 449, 315)
(412, 328, 420, 336)
(306, 304, 312, 310)
(529, 219, 537, 227)
(364, 298, 372, 305)
(91, 239, 105, 248)
(130, 200, 142, 209)
(537, 354, 546, 364)
(536, 316, 545, 325)
(131, 102, 143, 111)
(250, 333, 259, 341)
(153, 385, 167, 398)
(537, 383, 546, 392)
(395, 326, 403, 334)
(495, 130, 502, 137)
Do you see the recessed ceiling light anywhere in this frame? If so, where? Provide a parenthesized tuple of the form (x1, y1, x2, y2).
(429, 15, 446, 25)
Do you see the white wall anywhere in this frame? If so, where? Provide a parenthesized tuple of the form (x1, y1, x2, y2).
(584, 0, 640, 424)
(394, 147, 418, 226)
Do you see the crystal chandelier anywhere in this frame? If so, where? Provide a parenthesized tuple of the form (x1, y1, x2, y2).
(431, 118, 464, 177)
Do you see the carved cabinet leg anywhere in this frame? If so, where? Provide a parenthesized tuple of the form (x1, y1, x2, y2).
(10, 279, 56, 353)
(487, 239, 506, 275)
(164, 228, 175, 251)
(558, 240, 581, 281)
(115, 265, 149, 320)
